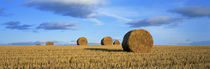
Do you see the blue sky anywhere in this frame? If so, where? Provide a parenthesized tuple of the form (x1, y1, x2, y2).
(0, 0, 210, 46)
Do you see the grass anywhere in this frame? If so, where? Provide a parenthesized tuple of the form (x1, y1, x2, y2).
(0, 45, 209, 69)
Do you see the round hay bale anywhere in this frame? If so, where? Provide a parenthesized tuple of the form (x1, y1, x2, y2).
(113, 40, 120, 45)
(36, 44, 41, 46)
(77, 37, 88, 45)
(122, 29, 153, 53)
(101, 36, 113, 45)
(46, 42, 54, 46)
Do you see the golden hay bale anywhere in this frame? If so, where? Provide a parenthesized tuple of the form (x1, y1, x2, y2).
(77, 37, 88, 45)
(36, 44, 41, 46)
(46, 42, 54, 46)
(122, 29, 153, 53)
(113, 40, 121, 45)
(101, 36, 113, 45)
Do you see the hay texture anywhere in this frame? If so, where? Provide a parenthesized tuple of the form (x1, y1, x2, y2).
(46, 42, 54, 46)
(113, 40, 121, 45)
(77, 37, 88, 45)
(101, 36, 113, 45)
(122, 29, 153, 53)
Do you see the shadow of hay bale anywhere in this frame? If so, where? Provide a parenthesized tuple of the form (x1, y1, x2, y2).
(84, 48, 124, 52)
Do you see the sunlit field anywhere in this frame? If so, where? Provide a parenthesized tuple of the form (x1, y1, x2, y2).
(0, 45, 209, 69)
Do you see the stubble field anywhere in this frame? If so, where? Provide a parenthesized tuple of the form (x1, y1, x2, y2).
(0, 45, 209, 69)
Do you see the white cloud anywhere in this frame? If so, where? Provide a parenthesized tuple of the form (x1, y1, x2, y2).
(101, 11, 132, 22)
(37, 22, 78, 30)
(127, 16, 182, 27)
(88, 18, 104, 26)
(25, 0, 106, 18)
(98, 7, 136, 22)
(3, 21, 32, 30)
(169, 6, 210, 17)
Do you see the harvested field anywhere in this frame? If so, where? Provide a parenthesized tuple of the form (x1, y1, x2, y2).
(0, 45, 209, 69)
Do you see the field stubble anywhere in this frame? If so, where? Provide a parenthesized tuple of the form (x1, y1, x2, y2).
(0, 45, 209, 69)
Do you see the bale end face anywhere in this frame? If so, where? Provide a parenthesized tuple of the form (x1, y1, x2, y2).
(113, 40, 121, 45)
(77, 37, 88, 45)
(46, 42, 54, 46)
(101, 36, 113, 45)
(122, 29, 153, 53)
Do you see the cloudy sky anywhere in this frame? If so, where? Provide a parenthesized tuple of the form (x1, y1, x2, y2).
(0, 0, 210, 46)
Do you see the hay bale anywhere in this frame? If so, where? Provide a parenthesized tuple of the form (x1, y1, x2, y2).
(46, 42, 54, 46)
(101, 36, 113, 45)
(122, 29, 153, 53)
(77, 37, 88, 45)
(36, 44, 41, 46)
(113, 40, 120, 45)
